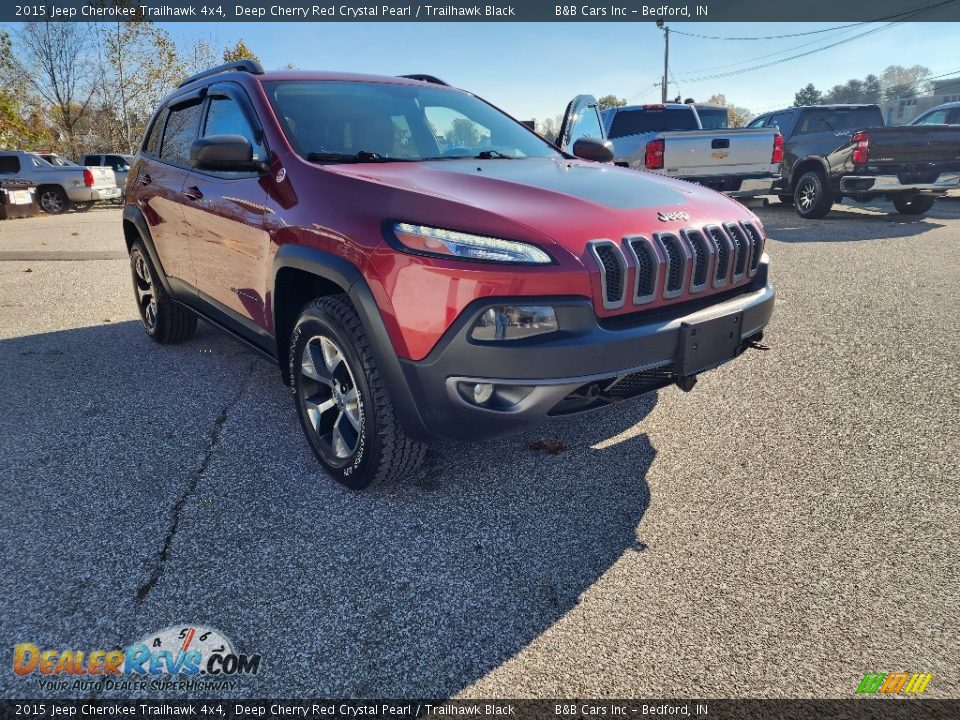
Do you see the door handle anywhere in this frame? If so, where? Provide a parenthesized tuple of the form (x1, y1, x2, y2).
(138, 173, 152, 186)
(183, 186, 203, 200)
(711, 139, 730, 149)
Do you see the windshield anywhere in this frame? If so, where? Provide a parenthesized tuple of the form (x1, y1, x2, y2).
(263, 80, 561, 162)
(608, 107, 700, 138)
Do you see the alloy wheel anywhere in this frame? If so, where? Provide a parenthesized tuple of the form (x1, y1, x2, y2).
(40, 190, 64, 214)
(797, 180, 817, 212)
(132, 253, 158, 330)
(299, 335, 363, 461)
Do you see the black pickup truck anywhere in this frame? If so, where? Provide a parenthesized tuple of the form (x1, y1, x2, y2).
(748, 104, 960, 218)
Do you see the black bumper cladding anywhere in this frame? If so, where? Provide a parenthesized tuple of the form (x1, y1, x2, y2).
(397, 262, 775, 442)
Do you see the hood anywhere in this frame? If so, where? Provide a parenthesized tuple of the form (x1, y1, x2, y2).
(322, 157, 756, 257)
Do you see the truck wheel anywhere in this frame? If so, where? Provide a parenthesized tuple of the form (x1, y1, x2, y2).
(794, 171, 834, 219)
(290, 296, 426, 490)
(73, 201, 95, 212)
(892, 195, 936, 215)
(777, 194, 794, 205)
(129, 240, 197, 344)
(38, 187, 69, 214)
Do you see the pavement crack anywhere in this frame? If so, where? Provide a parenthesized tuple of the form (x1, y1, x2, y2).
(135, 360, 258, 603)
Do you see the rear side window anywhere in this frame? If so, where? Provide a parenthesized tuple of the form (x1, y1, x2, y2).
(914, 109, 949, 125)
(81, 155, 100, 166)
(607, 107, 699, 138)
(795, 108, 883, 135)
(0, 156, 21, 173)
(159, 101, 203, 166)
(144, 111, 166, 156)
(105, 155, 127, 168)
(696, 107, 729, 130)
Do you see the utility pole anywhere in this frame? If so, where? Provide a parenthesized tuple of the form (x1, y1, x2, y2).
(657, 20, 669, 103)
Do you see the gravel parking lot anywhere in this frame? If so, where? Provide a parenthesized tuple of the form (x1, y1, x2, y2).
(1, 199, 957, 699)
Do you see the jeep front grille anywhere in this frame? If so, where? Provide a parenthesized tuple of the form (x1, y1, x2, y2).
(588, 240, 627, 309)
(588, 222, 765, 312)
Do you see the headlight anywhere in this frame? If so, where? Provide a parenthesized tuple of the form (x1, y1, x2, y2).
(471, 305, 558, 341)
(392, 223, 552, 264)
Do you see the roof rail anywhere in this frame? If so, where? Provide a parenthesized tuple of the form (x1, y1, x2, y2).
(178, 59, 265, 88)
(399, 74, 450, 86)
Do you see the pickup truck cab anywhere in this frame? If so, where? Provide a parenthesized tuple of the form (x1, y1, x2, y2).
(559, 98, 782, 199)
(0, 151, 120, 213)
(124, 61, 775, 489)
(82, 153, 135, 195)
(751, 104, 960, 218)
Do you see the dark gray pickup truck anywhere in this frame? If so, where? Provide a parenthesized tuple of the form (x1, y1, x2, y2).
(749, 104, 960, 218)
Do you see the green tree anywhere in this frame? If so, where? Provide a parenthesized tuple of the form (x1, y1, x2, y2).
(793, 84, 823, 107)
(863, 74, 882, 103)
(880, 65, 931, 100)
(446, 118, 481, 147)
(15, 22, 98, 158)
(597, 95, 627, 111)
(100, 21, 186, 153)
(223, 39, 259, 63)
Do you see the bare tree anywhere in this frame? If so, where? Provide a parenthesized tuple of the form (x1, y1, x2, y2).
(16, 22, 98, 157)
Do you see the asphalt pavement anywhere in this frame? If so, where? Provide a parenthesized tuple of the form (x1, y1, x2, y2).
(0, 199, 957, 699)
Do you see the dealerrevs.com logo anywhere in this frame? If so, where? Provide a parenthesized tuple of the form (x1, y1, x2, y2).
(12, 625, 262, 693)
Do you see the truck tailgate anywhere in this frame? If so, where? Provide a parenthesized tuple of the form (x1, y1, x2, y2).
(865, 125, 960, 166)
(84, 166, 117, 190)
(660, 128, 778, 177)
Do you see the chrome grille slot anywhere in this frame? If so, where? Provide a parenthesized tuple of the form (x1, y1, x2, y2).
(706, 225, 731, 287)
(682, 229, 712, 293)
(623, 235, 659, 305)
(655, 233, 688, 299)
(588, 240, 627, 310)
(741, 221, 764, 275)
(725, 222, 749, 280)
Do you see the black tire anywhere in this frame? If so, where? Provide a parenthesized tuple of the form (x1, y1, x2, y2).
(129, 240, 197, 344)
(73, 201, 95, 212)
(777, 194, 794, 205)
(793, 171, 834, 219)
(892, 195, 936, 215)
(290, 295, 426, 490)
(37, 186, 70, 215)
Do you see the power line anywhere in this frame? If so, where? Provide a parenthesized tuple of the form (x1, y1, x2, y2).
(670, 22, 868, 41)
(669, 0, 958, 40)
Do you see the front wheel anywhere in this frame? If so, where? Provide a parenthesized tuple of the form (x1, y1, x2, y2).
(794, 171, 834, 219)
(291, 296, 426, 490)
(892, 195, 936, 215)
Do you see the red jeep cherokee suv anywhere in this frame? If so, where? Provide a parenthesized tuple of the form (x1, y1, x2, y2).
(123, 60, 775, 489)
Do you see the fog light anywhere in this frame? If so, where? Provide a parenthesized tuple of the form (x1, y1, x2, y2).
(470, 306, 558, 341)
(473, 383, 495, 405)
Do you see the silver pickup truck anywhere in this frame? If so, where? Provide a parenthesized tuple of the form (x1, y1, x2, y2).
(557, 98, 782, 199)
(0, 151, 120, 213)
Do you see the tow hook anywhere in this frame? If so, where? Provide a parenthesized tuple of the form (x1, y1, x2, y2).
(676, 374, 698, 392)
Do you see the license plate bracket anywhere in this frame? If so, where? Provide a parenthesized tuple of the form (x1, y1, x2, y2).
(678, 312, 744, 376)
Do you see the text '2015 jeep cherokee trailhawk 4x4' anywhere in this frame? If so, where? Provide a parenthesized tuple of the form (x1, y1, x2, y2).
(123, 60, 775, 489)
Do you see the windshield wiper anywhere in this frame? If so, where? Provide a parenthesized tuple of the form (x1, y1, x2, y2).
(475, 150, 514, 159)
(306, 150, 404, 163)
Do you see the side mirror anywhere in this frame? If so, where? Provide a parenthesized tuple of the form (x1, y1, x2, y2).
(571, 137, 614, 163)
(190, 135, 267, 173)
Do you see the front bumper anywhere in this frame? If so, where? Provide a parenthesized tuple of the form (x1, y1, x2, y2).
(398, 265, 775, 441)
(840, 172, 960, 195)
(66, 186, 122, 203)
